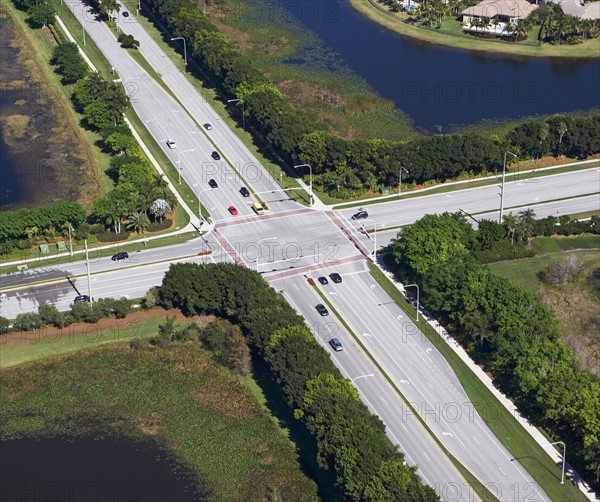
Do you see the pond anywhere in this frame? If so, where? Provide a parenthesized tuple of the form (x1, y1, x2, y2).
(0, 437, 205, 502)
(275, 0, 600, 132)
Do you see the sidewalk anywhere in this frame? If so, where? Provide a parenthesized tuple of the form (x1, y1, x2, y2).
(375, 259, 598, 501)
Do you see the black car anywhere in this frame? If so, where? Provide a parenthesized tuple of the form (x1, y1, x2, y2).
(239, 186, 250, 197)
(203, 123, 212, 130)
(208, 179, 218, 188)
(211, 151, 221, 160)
(122, 10, 130, 17)
(329, 273, 342, 284)
(318, 276, 329, 285)
(315, 304, 329, 316)
(74, 295, 90, 303)
(329, 338, 343, 352)
(111, 252, 129, 261)
(352, 210, 368, 220)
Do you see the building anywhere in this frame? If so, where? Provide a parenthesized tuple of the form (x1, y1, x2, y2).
(462, 0, 539, 35)
(559, 0, 600, 20)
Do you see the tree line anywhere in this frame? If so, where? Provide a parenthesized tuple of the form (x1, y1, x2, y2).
(158, 262, 439, 501)
(142, 0, 600, 198)
(391, 212, 600, 494)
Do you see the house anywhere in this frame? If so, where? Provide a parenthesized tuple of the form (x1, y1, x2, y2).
(462, 0, 539, 35)
(559, 0, 600, 20)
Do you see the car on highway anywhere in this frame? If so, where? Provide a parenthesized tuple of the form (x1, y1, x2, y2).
(352, 210, 368, 220)
(74, 295, 90, 303)
(211, 151, 221, 160)
(252, 203, 264, 215)
(122, 10, 130, 17)
(329, 337, 343, 352)
(318, 276, 329, 285)
(166, 139, 176, 149)
(203, 123, 212, 130)
(111, 252, 129, 261)
(329, 273, 342, 284)
(315, 304, 329, 316)
(239, 186, 250, 197)
(228, 205, 238, 215)
(261, 201, 270, 211)
(208, 179, 218, 188)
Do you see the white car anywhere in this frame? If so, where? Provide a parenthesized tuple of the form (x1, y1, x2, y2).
(166, 139, 177, 149)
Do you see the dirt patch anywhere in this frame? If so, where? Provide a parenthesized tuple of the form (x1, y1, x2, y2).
(2, 308, 188, 343)
(1, 114, 31, 139)
(539, 281, 600, 375)
(277, 79, 344, 109)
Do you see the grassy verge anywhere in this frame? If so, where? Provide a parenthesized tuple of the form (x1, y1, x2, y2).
(310, 280, 499, 502)
(0, 231, 199, 274)
(0, 343, 319, 501)
(350, 0, 600, 58)
(332, 161, 600, 209)
(368, 260, 587, 502)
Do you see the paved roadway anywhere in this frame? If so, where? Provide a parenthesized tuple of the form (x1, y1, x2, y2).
(5, 5, 600, 499)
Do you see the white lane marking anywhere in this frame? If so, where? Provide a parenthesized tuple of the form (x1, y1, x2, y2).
(473, 436, 480, 446)
(380, 396, 388, 405)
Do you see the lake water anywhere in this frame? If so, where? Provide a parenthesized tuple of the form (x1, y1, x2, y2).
(0, 437, 205, 502)
(275, 0, 600, 132)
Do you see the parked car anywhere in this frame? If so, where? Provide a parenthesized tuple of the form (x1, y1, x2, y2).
(211, 151, 221, 160)
(352, 210, 368, 220)
(239, 186, 250, 197)
(329, 273, 342, 283)
(166, 139, 176, 149)
(111, 252, 129, 261)
(329, 337, 343, 352)
(74, 295, 90, 303)
(315, 304, 329, 316)
(318, 276, 329, 285)
(208, 179, 218, 188)
(228, 205, 238, 215)
(203, 123, 212, 130)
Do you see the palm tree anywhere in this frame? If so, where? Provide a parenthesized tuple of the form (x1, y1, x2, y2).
(537, 122, 550, 160)
(518, 208, 536, 242)
(150, 199, 171, 223)
(127, 212, 150, 235)
(87, 72, 108, 100)
(99, 0, 119, 19)
(503, 212, 518, 245)
(104, 84, 129, 125)
(556, 122, 568, 157)
(152, 175, 170, 199)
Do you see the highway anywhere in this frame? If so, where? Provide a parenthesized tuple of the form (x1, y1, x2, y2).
(4, 4, 599, 500)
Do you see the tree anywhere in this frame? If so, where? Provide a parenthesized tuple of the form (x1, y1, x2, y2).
(503, 212, 518, 245)
(99, 0, 119, 19)
(518, 208, 536, 241)
(556, 121, 568, 157)
(27, 3, 55, 27)
(104, 131, 134, 154)
(117, 33, 140, 49)
(150, 199, 171, 223)
(126, 212, 150, 234)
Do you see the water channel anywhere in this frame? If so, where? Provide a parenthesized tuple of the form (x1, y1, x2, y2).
(276, 0, 600, 132)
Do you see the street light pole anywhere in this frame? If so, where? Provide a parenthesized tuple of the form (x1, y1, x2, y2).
(84, 239, 93, 306)
(227, 99, 245, 130)
(361, 219, 377, 261)
(399, 166, 409, 197)
(499, 151, 517, 224)
(255, 237, 277, 272)
(405, 283, 419, 321)
(550, 442, 566, 484)
(293, 164, 313, 207)
(170, 37, 187, 65)
(68, 224, 74, 256)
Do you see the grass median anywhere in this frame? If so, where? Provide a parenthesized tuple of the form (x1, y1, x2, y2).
(368, 260, 587, 502)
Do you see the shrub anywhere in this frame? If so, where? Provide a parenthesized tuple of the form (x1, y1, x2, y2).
(542, 254, 585, 286)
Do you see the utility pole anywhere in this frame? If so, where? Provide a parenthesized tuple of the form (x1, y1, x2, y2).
(84, 239, 93, 306)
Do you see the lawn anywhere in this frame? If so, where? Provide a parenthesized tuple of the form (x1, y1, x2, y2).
(0, 309, 189, 369)
(488, 248, 600, 292)
(351, 0, 600, 58)
(368, 260, 587, 502)
(0, 341, 319, 501)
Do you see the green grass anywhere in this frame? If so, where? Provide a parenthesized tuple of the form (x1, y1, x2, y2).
(368, 260, 587, 502)
(487, 249, 600, 292)
(0, 343, 319, 501)
(0, 311, 177, 369)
